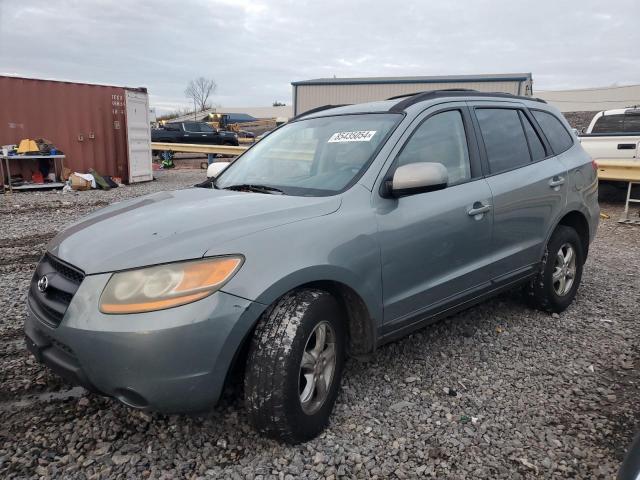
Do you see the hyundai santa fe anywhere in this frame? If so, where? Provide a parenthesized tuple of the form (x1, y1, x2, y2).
(25, 90, 599, 443)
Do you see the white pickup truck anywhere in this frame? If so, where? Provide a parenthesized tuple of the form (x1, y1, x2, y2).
(579, 108, 640, 214)
(579, 107, 640, 162)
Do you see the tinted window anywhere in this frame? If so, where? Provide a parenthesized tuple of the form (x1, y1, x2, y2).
(183, 122, 199, 132)
(199, 123, 215, 133)
(519, 111, 546, 161)
(476, 109, 530, 174)
(397, 110, 471, 184)
(592, 114, 624, 134)
(532, 110, 574, 154)
(624, 113, 640, 133)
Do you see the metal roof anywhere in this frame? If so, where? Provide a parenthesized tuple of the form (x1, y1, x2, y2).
(0, 74, 147, 92)
(292, 73, 532, 86)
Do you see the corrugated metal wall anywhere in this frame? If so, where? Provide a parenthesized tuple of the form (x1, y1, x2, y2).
(535, 84, 640, 112)
(0, 76, 145, 183)
(294, 80, 531, 115)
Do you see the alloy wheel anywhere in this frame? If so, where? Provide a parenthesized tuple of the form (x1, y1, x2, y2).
(299, 321, 336, 415)
(552, 242, 577, 296)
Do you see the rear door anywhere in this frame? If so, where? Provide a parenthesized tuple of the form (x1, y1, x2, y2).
(125, 90, 153, 183)
(376, 103, 494, 331)
(469, 102, 568, 283)
(182, 122, 205, 143)
(197, 122, 220, 143)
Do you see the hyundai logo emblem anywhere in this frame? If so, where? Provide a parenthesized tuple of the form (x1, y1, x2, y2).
(37, 275, 49, 293)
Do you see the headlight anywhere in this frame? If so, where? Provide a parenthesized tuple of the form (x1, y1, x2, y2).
(99, 256, 243, 314)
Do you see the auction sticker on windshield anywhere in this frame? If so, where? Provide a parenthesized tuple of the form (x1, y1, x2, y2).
(328, 131, 377, 143)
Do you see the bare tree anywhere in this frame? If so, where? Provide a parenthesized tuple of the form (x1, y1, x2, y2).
(185, 77, 216, 112)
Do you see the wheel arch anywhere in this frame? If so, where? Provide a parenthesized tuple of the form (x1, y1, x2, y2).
(302, 280, 377, 356)
(551, 209, 591, 261)
(225, 275, 378, 387)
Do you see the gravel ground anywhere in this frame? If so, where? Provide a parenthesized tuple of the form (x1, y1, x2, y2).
(1, 170, 639, 479)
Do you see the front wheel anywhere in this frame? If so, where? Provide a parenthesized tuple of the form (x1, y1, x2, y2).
(244, 289, 346, 443)
(525, 225, 584, 313)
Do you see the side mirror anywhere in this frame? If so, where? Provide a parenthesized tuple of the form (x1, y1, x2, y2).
(206, 162, 230, 178)
(388, 162, 448, 197)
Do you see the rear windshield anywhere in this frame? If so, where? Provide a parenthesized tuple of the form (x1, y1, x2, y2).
(215, 113, 401, 196)
(592, 114, 624, 134)
(591, 112, 640, 134)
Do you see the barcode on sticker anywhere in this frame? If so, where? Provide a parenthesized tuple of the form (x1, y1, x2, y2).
(328, 131, 377, 143)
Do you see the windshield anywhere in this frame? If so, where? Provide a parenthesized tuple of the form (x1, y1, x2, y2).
(215, 113, 401, 196)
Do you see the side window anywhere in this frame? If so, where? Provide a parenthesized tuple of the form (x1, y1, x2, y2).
(519, 111, 547, 161)
(592, 114, 624, 134)
(624, 113, 640, 133)
(183, 122, 198, 132)
(532, 110, 574, 154)
(199, 123, 215, 133)
(396, 110, 471, 185)
(476, 108, 531, 174)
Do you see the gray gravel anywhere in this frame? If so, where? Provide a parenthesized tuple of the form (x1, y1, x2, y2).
(1, 170, 639, 479)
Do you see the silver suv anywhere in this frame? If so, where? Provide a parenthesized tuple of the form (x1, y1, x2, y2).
(25, 90, 599, 443)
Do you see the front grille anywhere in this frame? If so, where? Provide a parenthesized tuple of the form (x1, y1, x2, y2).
(29, 253, 85, 328)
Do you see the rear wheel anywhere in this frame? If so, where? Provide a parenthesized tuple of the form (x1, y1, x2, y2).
(244, 289, 345, 443)
(525, 225, 584, 313)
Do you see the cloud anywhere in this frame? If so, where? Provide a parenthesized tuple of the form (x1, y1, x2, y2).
(1, 0, 638, 114)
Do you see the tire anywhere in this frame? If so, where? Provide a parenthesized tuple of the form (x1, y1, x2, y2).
(525, 225, 584, 313)
(244, 289, 346, 443)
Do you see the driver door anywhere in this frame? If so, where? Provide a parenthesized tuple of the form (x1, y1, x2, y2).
(375, 104, 494, 333)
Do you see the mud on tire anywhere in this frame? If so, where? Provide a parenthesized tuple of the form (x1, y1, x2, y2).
(244, 289, 346, 443)
(525, 225, 585, 313)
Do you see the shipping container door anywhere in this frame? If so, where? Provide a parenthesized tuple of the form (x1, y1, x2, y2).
(125, 90, 153, 183)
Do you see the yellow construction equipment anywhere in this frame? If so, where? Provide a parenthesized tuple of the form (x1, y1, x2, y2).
(206, 113, 278, 135)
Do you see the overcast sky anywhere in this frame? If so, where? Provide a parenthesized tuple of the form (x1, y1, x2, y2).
(1, 0, 638, 114)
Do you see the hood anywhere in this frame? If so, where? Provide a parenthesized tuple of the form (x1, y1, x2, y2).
(49, 188, 341, 274)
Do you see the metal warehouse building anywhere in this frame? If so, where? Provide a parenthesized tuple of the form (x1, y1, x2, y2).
(291, 73, 533, 116)
(534, 84, 640, 112)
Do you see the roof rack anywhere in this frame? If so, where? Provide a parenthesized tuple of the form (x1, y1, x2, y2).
(387, 88, 478, 101)
(292, 104, 350, 120)
(389, 90, 546, 112)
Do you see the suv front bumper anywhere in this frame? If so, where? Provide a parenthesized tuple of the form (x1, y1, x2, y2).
(25, 272, 264, 413)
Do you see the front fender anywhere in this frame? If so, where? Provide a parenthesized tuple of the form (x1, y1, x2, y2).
(213, 201, 383, 328)
(249, 264, 378, 315)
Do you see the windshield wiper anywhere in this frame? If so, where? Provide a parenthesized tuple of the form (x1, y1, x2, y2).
(222, 184, 285, 194)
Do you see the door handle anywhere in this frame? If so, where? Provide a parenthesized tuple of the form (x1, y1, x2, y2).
(467, 203, 491, 216)
(617, 143, 636, 150)
(549, 176, 565, 188)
